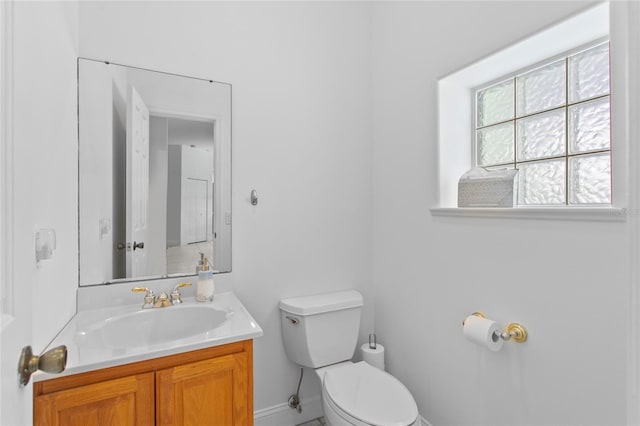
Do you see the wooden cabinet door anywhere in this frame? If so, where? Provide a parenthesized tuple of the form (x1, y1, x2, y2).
(156, 352, 249, 426)
(33, 373, 154, 426)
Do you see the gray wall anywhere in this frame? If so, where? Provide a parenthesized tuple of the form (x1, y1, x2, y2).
(149, 116, 169, 275)
(167, 145, 182, 248)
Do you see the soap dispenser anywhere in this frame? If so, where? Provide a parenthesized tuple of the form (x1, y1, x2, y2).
(196, 252, 205, 274)
(196, 256, 214, 302)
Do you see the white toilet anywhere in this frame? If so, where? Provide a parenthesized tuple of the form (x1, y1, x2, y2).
(279, 290, 420, 426)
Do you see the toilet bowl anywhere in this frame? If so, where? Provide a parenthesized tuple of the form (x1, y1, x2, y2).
(279, 290, 420, 426)
(317, 361, 420, 426)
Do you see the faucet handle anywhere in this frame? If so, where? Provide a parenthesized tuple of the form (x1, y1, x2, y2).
(132, 287, 156, 309)
(172, 281, 192, 292)
(170, 282, 192, 304)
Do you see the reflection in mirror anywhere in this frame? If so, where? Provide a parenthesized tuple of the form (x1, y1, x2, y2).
(78, 59, 231, 286)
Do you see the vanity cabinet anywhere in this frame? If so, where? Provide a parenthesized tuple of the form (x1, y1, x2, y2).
(33, 340, 253, 426)
(34, 373, 154, 425)
(157, 352, 248, 425)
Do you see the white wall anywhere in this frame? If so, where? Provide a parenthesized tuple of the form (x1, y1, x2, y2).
(78, 0, 374, 417)
(16, 2, 631, 424)
(78, 60, 114, 285)
(12, 2, 78, 351)
(371, 2, 630, 425)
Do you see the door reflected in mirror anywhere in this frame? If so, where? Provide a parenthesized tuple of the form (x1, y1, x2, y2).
(78, 59, 231, 286)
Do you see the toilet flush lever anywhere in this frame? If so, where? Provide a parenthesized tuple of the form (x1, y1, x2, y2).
(286, 316, 299, 325)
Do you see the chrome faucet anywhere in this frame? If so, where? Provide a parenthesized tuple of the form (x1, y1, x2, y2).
(132, 282, 192, 309)
(153, 291, 172, 308)
(131, 287, 156, 309)
(170, 282, 192, 304)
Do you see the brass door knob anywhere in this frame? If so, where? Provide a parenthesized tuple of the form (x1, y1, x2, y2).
(18, 345, 67, 386)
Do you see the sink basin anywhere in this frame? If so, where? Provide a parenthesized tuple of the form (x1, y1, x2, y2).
(37, 292, 263, 381)
(79, 305, 228, 350)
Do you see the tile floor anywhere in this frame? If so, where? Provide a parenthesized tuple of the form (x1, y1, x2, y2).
(296, 417, 326, 426)
(166, 240, 214, 275)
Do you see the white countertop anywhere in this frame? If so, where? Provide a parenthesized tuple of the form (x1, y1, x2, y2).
(34, 291, 262, 382)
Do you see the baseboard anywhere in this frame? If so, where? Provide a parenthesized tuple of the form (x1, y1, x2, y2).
(254, 395, 323, 426)
(420, 414, 433, 426)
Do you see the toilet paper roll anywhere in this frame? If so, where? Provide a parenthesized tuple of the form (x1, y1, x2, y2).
(361, 343, 385, 370)
(462, 314, 503, 352)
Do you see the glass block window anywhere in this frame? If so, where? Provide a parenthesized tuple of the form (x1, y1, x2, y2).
(475, 41, 611, 206)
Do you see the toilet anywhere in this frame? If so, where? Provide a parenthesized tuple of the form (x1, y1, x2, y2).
(279, 290, 420, 426)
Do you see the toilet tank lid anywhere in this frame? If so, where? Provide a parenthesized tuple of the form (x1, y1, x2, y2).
(279, 290, 363, 316)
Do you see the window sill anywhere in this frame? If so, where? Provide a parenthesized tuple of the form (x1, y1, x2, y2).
(430, 206, 627, 222)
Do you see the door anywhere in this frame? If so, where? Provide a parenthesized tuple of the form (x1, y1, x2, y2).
(0, 258, 32, 424)
(184, 178, 208, 244)
(125, 85, 150, 278)
(156, 352, 249, 426)
(34, 373, 154, 426)
(1, 2, 32, 423)
(0, 291, 32, 426)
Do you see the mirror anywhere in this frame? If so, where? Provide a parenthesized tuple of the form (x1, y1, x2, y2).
(78, 58, 231, 286)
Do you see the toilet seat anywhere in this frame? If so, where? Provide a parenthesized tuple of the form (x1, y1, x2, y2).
(322, 361, 418, 426)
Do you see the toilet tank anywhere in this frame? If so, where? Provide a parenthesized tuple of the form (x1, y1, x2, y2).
(279, 290, 363, 368)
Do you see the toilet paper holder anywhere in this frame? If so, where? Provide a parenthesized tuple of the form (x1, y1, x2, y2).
(462, 312, 528, 343)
